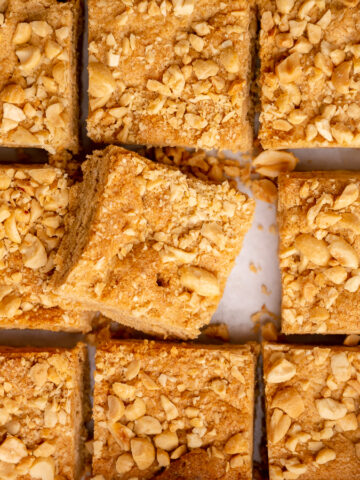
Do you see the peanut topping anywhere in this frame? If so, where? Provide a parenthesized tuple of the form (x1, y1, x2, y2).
(267, 358, 296, 383)
(131, 438, 155, 470)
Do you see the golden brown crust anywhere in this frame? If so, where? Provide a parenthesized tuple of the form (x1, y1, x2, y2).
(258, 0, 360, 149)
(279, 170, 360, 334)
(93, 340, 257, 479)
(0, 0, 80, 153)
(0, 343, 87, 479)
(87, 0, 255, 152)
(53, 146, 255, 339)
(263, 342, 360, 480)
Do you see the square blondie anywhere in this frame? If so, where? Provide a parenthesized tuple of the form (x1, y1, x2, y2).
(52, 146, 255, 339)
(0, 163, 92, 332)
(279, 171, 360, 334)
(258, 0, 360, 149)
(0, 343, 88, 480)
(263, 342, 360, 480)
(0, 0, 80, 153)
(87, 0, 255, 151)
(93, 340, 257, 479)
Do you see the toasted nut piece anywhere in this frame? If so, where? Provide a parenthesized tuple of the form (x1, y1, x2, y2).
(154, 431, 178, 451)
(251, 179, 277, 203)
(157, 448, 170, 467)
(271, 387, 305, 418)
(13, 23, 32, 44)
(307, 23, 321, 44)
(125, 398, 146, 421)
(276, 0, 295, 13)
(344, 274, 360, 292)
(269, 409, 291, 443)
(4, 213, 21, 243)
(113, 382, 136, 402)
(331, 352, 351, 382)
(134, 415, 162, 435)
(0, 295, 21, 317)
(29, 457, 54, 480)
(28, 169, 56, 185)
(107, 395, 125, 422)
(192, 59, 219, 79)
(316, 398, 347, 420)
(0, 84, 26, 104)
(224, 433, 247, 454)
(20, 234, 47, 269)
(294, 234, 330, 266)
(88, 62, 116, 97)
(0, 437, 27, 463)
(52, 62, 66, 85)
(16, 46, 42, 72)
(337, 413, 358, 431)
(276, 53, 302, 84)
(324, 266, 347, 285)
(253, 151, 298, 178)
(328, 238, 359, 269)
(160, 395, 178, 421)
(267, 358, 296, 383)
(125, 359, 141, 380)
(187, 433, 202, 448)
(131, 438, 155, 470)
(333, 184, 359, 210)
(3, 103, 26, 122)
(180, 266, 220, 296)
(30, 363, 48, 387)
(10, 126, 38, 145)
(45, 40, 62, 60)
(115, 453, 134, 474)
(343, 334, 360, 346)
(140, 372, 159, 390)
(220, 47, 240, 73)
(33, 442, 56, 458)
(170, 444, 187, 460)
(332, 61, 352, 94)
(30, 21, 52, 37)
(316, 448, 336, 464)
(108, 423, 134, 451)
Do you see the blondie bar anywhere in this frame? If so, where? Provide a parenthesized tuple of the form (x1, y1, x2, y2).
(258, 0, 360, 149)
(0, 343, 88, 479)
(93, 340, 257, 479)
(279, 171, 360, 334)
(87, 0, 255, 151)
(263, 342, 360, 480)
(0, 163, 92, 332)
(52, 146, 255, 339)
(0, 0, 80, 153)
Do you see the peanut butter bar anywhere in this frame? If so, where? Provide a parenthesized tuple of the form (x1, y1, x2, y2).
(93, 340, 257, 479)
(0, 163, 92, 332)
(279, 171, 360, 334)
(263, 342, 360, 480)
(87, 0, 255, 151)
(258, 0, 360, 149)
(52, 146, 255, 339)
(0, 343, 88, 479)
(0, 0, 80, 153)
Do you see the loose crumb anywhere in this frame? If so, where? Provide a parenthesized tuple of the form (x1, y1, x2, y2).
(344, 334, 360, 347)
(203, 323, 230, 342)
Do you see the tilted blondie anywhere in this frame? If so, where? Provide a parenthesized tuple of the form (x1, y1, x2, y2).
(0, 0, 81, 153)
(52, 146, 255, 339)
(0, 163, 92, 332)
(0, 343, 88, 480)
(263, 342, 360, 480)
(87, 0, 255, 151)
(279, 171, 360, 334)
(93, 340, 257, 479)
(258, 0, 360, 149)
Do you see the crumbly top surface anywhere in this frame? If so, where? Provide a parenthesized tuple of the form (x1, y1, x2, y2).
(279, 171, 360, 334)
(0, 164, 70, 324)
(263, 342, 360, 480)
(93, 340, 256, 479)
(55, 146, 254, 338)
(258, 0, 360, 149)
(0, 343, 85, 480)
(87, 0, 254, 151)
(0, 0, 78, 153)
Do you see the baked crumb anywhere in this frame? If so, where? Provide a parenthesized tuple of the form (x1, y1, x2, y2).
(264, 342, 360, 479)
(258, 0, 360, 149)
(0, 0, 80, 153)
(87, 0, 256, 152)
(93, 340, 257, 479)
(202, 322, 230, 341)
